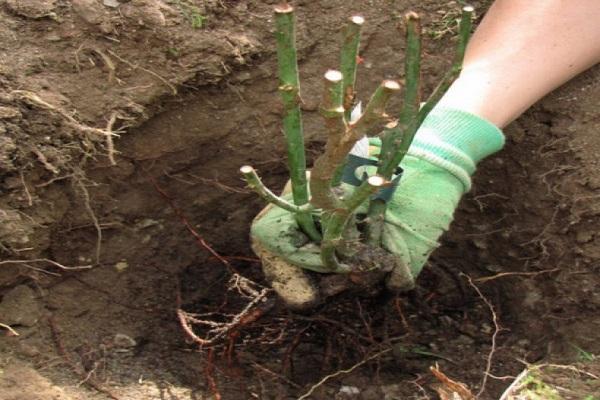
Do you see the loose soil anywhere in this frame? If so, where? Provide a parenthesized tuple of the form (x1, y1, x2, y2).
(0, 1, 599, 399)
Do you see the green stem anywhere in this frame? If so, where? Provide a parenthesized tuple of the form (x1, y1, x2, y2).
(398, 12, 422, 128)
(340, 15, 365, 120)
(274, 4, 320, 241)
(366, 12, 422, 245)
(365, 7, 473, 246)
(240, 166, 313, 214)
(312, 78, 399, 271)
(415, 5, 473, 127)
(320, 176, 386, 272)
(350, 80, 401, 139)
(310, 70, 346, 211)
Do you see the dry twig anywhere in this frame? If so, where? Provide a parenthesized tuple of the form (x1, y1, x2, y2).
(297, 348, 392, 400)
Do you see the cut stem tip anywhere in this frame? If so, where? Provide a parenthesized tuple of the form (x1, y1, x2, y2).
(274, 4, 293, 14)
(240, 165, 254, 174)
(324, 69, 343, 82)
(382, 80, 401, 91)
(462, 5, 475, 13)
(367, 175, 385, 187)
(404, 11, 420, 21)
(350, 15, 365, 25)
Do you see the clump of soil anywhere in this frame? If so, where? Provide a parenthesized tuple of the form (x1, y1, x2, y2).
(1, 1, 600, 399)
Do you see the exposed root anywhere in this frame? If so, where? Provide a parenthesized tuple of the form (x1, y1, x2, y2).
(0, 322, 20, 336)
(73, 174, 102, 265)
(520, 207, 560, 258)
(148, 173, 274, 346)
(31, 145, 59, 175)
(177, 281, 272, 346)
(247, 359, 301, 389)
(462, 273, 504, 398)
(204, 348, 222, 400)
(49, 317, 122, 400)
(107, 50, 177, 95)
(19, 171, 33, 206)
(474, 267, 559, 283)
(0, 258, 92, 274)
(297, 348, 392, 400)
(499, 363, 600, 400)
(430, 364, 475, 400)
(11, 90, 121, 139)
(105, 112, 120, 165)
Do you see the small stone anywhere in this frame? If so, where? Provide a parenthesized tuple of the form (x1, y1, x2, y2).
(113, 333, 137, 350)
(0, 285, 42, 327)
(103, 0, 120, 7)
(45, 33, 61, 42)
(135, 218, 159, 229)
(114, 261, 128, 272)
(336, 385, 360, 399)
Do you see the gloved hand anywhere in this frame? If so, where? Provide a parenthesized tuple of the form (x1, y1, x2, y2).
(251, 108, 505, 309)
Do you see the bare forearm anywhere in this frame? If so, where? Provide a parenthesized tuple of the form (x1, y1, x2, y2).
(438, 0, 600, 127)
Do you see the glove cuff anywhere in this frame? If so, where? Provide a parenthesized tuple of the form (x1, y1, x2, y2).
(408, 107, 505, 191)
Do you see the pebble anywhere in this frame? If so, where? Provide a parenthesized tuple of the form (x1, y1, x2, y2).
(0, 285, 42, 327)
(114, 261, 129, 272)
(113, 333, 137, 350)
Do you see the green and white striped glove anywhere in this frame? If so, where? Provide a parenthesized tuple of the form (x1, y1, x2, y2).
(251, 107, 505, 308)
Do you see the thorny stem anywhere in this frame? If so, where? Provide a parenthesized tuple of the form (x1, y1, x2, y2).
(240, 165, 313, 214)
(366, 7, 473, 245)
(333, 15, 365, 186)
(320, 176, 386, 272)
(340, 15, 365, 119)
(273, 5, 321, 241)
(366, 12, 422, 245)
(415, 5, 474, 127)
(311, 77, 399, 271)
(310, 70, 346, 211)
(350, 79, 401, 138)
